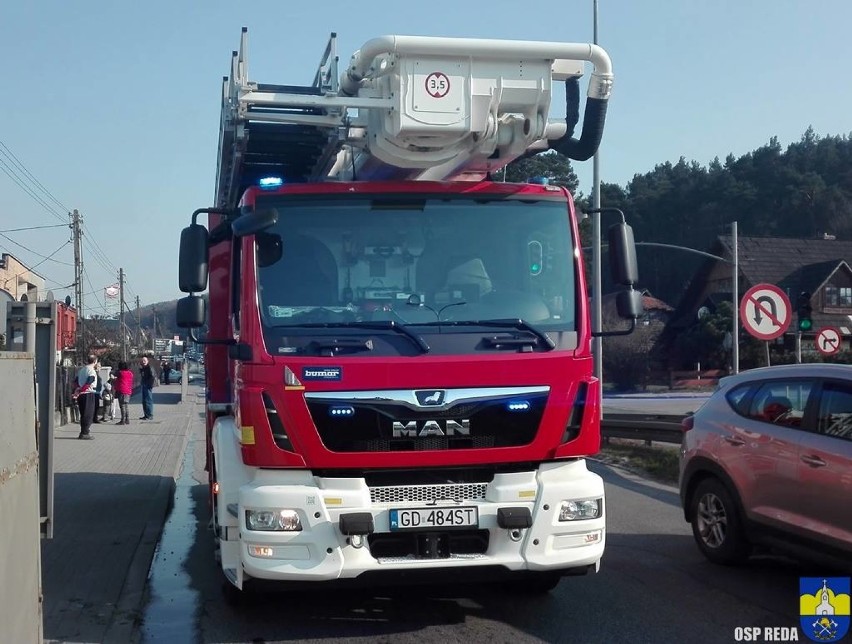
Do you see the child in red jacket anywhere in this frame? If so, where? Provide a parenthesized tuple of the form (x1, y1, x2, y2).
(113, 361, 134, 425)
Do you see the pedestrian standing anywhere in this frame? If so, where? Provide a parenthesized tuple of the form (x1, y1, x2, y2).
(91, 361, 104, 424)
(99, 368, 117, 422)
(74, 355, 98, 439)
(139, 356, 156, 420)
(113, 361, 133, 425)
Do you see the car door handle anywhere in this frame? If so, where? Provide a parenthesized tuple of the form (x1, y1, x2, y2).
(800, 454, 827, 468)
(722, 435, 746, 446)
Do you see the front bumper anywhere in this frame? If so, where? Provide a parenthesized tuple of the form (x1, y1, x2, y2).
(229, 459, 605, 582)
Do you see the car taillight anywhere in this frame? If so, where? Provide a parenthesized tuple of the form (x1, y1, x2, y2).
(681, 414, 695, 432)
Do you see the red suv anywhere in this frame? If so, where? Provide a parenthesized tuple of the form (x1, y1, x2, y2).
(679, 363, 852, 567)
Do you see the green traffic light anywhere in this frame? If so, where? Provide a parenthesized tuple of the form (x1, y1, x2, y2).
(531, 263, 541, 273)
(799, 319, 812, 331)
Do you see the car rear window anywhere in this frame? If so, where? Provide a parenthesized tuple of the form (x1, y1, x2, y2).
(726, 385, 752, 416)
(727, 379, 813, 428)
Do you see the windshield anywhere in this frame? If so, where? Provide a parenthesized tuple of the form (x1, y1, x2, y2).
(254, 194, 577, 342)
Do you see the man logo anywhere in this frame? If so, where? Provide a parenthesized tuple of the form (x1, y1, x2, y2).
(415, 390, 445, 406)
(800, 577, 850, 643)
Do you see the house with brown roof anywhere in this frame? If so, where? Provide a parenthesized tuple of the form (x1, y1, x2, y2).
(662, 235, 852, 363)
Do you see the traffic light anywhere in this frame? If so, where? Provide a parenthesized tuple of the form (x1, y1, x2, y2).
(797, 292, 813, 332)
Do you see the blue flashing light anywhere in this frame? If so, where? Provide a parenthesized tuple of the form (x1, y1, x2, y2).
(258, 176, 284, 189)
(506, 400, 531, 412)
(328, 405, 355, 418)
(527, 176, 550, 185)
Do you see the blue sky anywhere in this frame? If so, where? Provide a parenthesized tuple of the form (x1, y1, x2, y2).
(2, 0, 851, 309)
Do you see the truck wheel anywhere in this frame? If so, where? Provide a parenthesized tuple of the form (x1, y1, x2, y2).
(511, 572, 562, 594)
(689, 478, 750, 564)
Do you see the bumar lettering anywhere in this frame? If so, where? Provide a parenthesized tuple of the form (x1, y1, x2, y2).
(392, 419, 470, 438)
(303, 369, 340, 378)
(734, 626, 799, 641)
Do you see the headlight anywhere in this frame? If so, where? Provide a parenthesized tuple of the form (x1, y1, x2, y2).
(558, 499, 602, 521)
(245, 509, 303, 531)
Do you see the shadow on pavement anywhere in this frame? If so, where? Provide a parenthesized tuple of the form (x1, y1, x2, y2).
(42, 471, 174, 644)
(153, 392, 182, 406)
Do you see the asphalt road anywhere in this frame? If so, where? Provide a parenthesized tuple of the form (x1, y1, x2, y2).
(141, 402, 837, 644)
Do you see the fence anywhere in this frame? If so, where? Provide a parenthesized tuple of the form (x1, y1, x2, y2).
(601, 412, 686, 444)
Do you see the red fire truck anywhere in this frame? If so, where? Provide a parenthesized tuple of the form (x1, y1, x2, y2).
(177, 29, 641, 597)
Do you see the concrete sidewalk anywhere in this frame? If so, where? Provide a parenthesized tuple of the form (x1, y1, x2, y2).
(41, 381, 205, 644)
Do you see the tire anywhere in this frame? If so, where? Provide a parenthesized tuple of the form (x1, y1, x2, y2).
(689, 477, 751, 565)
(510, 572, 562, 594)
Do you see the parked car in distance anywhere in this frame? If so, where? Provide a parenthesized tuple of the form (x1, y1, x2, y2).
(679, 363, 852, 568)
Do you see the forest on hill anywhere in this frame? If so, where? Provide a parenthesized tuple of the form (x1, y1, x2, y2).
(506, 128, 852, 306)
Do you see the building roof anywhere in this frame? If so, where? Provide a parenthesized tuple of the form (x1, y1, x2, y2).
(716, 236, 852, 295)
(0, 252, 47, 282)
(667, 235, 852, 332)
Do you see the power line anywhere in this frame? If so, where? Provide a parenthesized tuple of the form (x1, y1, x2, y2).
(24, 239, 72, 272)
(0, 140, 70, 213)
(0, 232, 74, 265)
(81, 221, 119, 274)
(0, 223, 68, 233)
(83, 269, 109, 314)
(78, 225, 142, 309)
(0, 157, 67, 223)
(0, 239, 72, 287)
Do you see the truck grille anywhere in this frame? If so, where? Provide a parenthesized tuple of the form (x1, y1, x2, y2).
(307, 392, 546, 453)
(370, 483, 487, 505)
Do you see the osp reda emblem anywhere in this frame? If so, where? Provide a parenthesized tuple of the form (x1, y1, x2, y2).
(800, 577, 850, 643)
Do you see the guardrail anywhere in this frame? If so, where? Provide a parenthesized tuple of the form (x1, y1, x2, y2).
(601, 413, 686, 444)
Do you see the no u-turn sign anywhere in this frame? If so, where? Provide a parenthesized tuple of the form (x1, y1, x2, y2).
(740, 284, 792, 340)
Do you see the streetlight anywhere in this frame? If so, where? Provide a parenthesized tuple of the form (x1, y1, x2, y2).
(634, 220, 739, 374)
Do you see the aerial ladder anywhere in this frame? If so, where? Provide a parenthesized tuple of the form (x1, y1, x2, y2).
(215, 28, 613, 209)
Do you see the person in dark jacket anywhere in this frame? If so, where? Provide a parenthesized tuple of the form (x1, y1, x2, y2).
(74, 354, 98, 439)
(139, 356, 156, 420)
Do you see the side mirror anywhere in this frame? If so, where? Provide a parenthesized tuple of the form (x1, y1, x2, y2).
(179, 224, 209, 293)
(608, 222, 638, 286)
(176, 295, 206, 329)
(232, 208, 279, 238)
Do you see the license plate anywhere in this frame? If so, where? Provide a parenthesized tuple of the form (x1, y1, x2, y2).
(388, 506, 478, 531)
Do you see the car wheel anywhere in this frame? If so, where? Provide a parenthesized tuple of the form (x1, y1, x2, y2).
(689, 478, 750, 565)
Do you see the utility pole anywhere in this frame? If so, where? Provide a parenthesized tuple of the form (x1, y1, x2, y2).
(71, 209, 85, 357)
(152, 305, 159, 350)
(135, 295, 141, 354)
(119, 268, 127, 361)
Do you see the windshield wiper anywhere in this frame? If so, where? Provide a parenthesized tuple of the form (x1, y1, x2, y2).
(307, 338, 374, 357)
(292, 321, 430, 354)
(416, 318, 556, 350)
